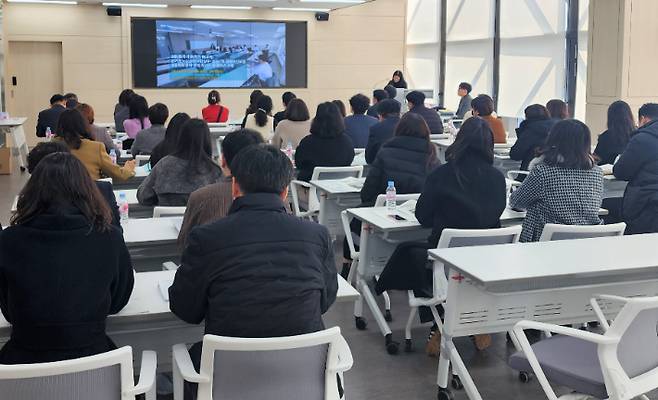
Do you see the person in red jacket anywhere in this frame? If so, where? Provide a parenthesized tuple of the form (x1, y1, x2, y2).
(201, 90, 229, 123)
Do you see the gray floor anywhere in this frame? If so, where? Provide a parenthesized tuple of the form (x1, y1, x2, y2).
(0, 165, 655, 400)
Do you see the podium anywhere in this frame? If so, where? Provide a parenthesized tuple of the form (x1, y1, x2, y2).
(0, 118, 29, 171)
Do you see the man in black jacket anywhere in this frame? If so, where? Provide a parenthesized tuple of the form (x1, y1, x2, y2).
(614, 103, 658, 234)
(365, 99, 401, 164)
(35, 94, 67, 137)
(367, 89, 389, 118)
(406, 90, 443, 134)
(273, 91, 296, 129)
(169, 145, 338, 377)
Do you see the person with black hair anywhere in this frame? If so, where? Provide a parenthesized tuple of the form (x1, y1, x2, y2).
(471, 94, 506, 143)
(546, 99, 569, 120)
(201, 90, 229, 123)
(510, 104, 556, 171)
(149, 112, 191, 168)
(272, 98, 311, 149)
(169, 145, 338, 399)
(614, 103, 658, 234)
(64, 93, 79, 109)
(511, 120, 603, 242)
(114, 89, 134, 133)
(365, 99, 402, 164)
(131, 103, 169, 156)
(244, 95, 274, 141)
(123, 95, 151, 139)
(594, 100, 636, 165)
(137, 119, 222, 206)
(384, 85, 398, 102)
(36, 94, 67, 138)
(55, 109, 136, 182)
(456, 82, 473, 119)
(367, 89, 389, 118)
(273, 91, 297, 129)
(387, 70, 408, 89)
(178, 129, 264, 248)
(344, 94, 378, 148)
(332, 100, 347, 118)
(241, 89, 263, 128)
(295, 102, 355, 182)
(406, 90, 443, 135)
(26, 141, 121, 228)
(0, 152, 133, 364)
(76, 103, 118, 154)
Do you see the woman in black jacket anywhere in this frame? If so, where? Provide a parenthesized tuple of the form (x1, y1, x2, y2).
(295, 102, 355, 182)
(0, 152, 134, 364)
(360, 113, 437, 206)
(594, 100, 635, 165)
(510, 104, 556, 171)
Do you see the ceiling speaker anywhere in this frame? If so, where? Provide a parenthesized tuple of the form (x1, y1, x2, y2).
(315, 12, 329, 22)
(106, 6, 122, 16)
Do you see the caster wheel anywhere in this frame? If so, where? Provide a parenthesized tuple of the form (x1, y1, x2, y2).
(519, 371, 532, 383)
(404, 339, 412, 352)
(355, 316, 367, 330)
(20, 166, 26, 173)
(451, 375, 463, 390)
(384, 310, 393, 322)
(385, 334, 399, 355)
(437, 387, 454, 400)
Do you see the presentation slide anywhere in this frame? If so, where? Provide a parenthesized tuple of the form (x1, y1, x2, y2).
(131, 18, 307, 89)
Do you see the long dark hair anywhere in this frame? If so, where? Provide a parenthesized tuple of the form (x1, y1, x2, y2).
(172, 118, 220, 175)
(11, 152, 112, 232)
(56, 109, 92, 150)
(160, 112, 191, 156)
(607, 100, 635, 145)
(254, 95, 273, 127)
(391, 70, 407, 88)
(129, 95, 149, 128)
(310, 102, 345, 139)
(332, 100, 347, 118)
(245, 90, 264, 116)
(542, 120, 594, 170)
(546, 99, 569, 120)
(446, 117, 494, 187)
(118, 89, 134, 107)
(395, 113, 437, 165)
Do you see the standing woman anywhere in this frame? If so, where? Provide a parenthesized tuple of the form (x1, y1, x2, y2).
(387, 70, 408, 89)
(241, 89, 263, 128)
(137, 118, 223, 206)
(149, 112, 191, 168)
(123, 95, 151, 139)
(594, 100, 636, 165)
(0, 152, 134, 364)
(510, 120, 604, 242)
(113, 89, 133, 133)
(56, 110, 136, 182)
(546, 99, 569, 120)
(244, 95, 274, 142)
(202, 90, 230, 124)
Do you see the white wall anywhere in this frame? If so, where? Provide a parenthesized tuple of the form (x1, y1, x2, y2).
(405, 0, 439, 94)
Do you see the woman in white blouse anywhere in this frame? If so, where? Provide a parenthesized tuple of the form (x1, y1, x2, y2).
(244, 95, 274, 142)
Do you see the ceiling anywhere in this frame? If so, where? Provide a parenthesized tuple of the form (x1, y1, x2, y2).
(10, 0, 376, 10)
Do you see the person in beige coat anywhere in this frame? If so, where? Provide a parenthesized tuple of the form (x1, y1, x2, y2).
(272, 98, 312, 149)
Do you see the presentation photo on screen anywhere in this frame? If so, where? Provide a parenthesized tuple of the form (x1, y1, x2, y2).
(131, 18, 308, 89)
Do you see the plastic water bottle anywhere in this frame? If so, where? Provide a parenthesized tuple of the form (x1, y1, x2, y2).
(285, 141, 293, 159)
(109, 149, 117, 165)
(118, 192, 129, 222)
(386, 181, 397, 214)
(45, 127, 52, 140)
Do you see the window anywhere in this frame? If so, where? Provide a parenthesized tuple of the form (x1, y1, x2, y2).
(405, 0, 441, 92)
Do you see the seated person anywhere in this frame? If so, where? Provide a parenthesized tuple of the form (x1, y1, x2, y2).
(593, 100, 635, 166)
(406, 91, 443, 135)
(367, 89, 388, 118)
(131, 103, 169, 156)
(178, 129, 263, 248)
(244, 95, 274, 142)
(471, 94, 507, 144)
(271, 98, 312, 149)
(546, 99, 569, 120)
(27, 142, 121, 228)
(455, 82, 473, 119)
(76, 103, 118, 154)
(295, 102, 355, 182)
(0, 152, 133, 364)
(201, 90, 229, 124)
(123, 95, 151, 139)
(35, 94, 66, 138)
(365, 99, 402, 164)
(344, 94, 378, 148)
(510, 104, 555, 171)
(273, 91, 296, 129)
(149, 112, 191, 168)
(114, 89, 134, 133)
(137, 119, 223, 206)
(55, 110, 136, 182)
(510, 120, 604, 242)
(169, 145, 338, 397)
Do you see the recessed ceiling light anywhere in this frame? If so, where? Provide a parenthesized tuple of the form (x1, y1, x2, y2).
(300, 0, 364, 2)
(8, 0, 77, 4)
(102, 2, 167, 7)
(272, 7, 331, 12)
(190, 5, 252, 9)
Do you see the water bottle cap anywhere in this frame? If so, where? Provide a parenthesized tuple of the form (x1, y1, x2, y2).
(119, 191, 126, 198)
(387, 181, 394, 187)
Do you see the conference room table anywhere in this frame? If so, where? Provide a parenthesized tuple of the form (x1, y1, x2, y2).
(112, 164, 150, 190)
(112, 188, 154, 219)
(430, 233, 658, 400)
(433, 137, 516, 164)
(0, 117, 29, 171)
(0, 270, 360, 370)
(310, 177, 366, 238)
(122, 216, 182, 271)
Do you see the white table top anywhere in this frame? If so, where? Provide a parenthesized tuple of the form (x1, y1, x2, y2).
(0, 117, 27, 127)
(429, 233, 658, 291)
(114, 189, 138, 205)
(310, 177, 366, 194)
(122, 216, 182, 245)
(134, 165, 150, 178)
(352, 152, 367, 167)
(432, 138, 516, 149)
(0, 270, 360, 331)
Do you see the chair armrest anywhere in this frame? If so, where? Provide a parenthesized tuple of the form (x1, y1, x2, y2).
(589, 294, 631, 332)
(340, 211, 358, 259)
(329, 336, 353, 374)
(172, 344, 210, 384)
(162, 261, 179, 271)
(289, 180, 312, 216)
(125, 351, 157, 397)
(513, 320, 618, 345)
(290, 180, 312, 189)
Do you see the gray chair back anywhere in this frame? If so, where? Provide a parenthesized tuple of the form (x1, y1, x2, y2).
(212, 344, 329, 400)
(549, 231, 620, 241)
(0, 365, 121, 400)
(617, 308, 658, 378)
(315, 171, 360, 181)
(447, 234, 519, 248)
